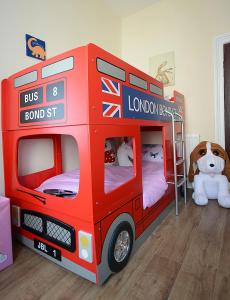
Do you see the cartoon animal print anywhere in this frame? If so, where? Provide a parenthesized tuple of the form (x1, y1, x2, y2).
(28, 37, 46, 60)
(142, 144, 163, 162)
(0, 252, 7, 263)
(156, 60, 173, 85)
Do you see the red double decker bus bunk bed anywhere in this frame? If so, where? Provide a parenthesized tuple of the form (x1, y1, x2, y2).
(1, 44, 186, 285)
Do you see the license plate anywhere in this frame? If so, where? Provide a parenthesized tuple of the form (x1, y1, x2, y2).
(34, 239, 61, 261)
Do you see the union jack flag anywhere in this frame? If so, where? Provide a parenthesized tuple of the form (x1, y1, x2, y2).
(102, 102, 121, 118)
(102, 77, 120, 96)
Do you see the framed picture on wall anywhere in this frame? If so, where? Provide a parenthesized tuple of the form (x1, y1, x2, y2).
(149, 51, 175, 86)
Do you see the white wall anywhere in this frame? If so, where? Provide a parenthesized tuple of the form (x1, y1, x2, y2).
(61, 135, 80, 172)
(18, 139, 54, 176)
(0, 0, 122, 195)
(121, 0, 230, 142)
(18, 136, 79, 177)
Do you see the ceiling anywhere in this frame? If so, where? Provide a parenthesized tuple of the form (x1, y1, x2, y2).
(104, 0, 160, 17)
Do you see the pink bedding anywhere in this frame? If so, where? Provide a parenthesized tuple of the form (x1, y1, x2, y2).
(36, 161, 168, 209)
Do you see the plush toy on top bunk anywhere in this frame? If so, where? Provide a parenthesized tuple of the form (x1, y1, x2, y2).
(117, 138, 133, 166)
(117, 139, 164, 166)
(188, 141, 230, 208)
(116, 139, 167, 209)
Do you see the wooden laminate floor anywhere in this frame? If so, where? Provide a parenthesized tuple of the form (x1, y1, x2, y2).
(0, 195, 230, 300)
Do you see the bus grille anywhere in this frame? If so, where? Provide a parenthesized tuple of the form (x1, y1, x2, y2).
(47, 221, 71, 246)
(21, 210, 75, 252)
(24, 213, 43, 233)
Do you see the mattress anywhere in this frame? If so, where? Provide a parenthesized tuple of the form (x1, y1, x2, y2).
(36, 161, 168, 209)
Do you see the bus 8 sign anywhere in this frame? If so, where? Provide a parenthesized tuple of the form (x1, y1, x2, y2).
(19, 80, 65, 125)
(20, 87, 43, 107)
(46, 81, 64, 101)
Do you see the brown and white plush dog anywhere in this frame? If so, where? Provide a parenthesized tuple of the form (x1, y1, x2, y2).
(188, 141, 230, 208)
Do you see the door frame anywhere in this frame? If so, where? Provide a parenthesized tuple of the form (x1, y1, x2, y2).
(214, 32, 230, 147)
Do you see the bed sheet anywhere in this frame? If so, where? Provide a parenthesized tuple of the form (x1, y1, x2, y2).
(36, 161, 168, 209)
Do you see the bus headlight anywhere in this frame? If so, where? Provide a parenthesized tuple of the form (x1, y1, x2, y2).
(78, 231, 93, 263)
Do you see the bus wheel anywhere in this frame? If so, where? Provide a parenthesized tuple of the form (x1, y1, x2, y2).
(108, 221, 133, 273)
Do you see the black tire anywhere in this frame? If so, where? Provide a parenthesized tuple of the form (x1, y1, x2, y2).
(108, 221, 133, 273)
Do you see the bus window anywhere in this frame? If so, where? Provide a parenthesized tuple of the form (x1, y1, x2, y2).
(18, 137, 54, 176)
(18, 134, 80, 199)
(104, 136, 134, 193)
(42, 57, 74, 78)
(97, 58, 126, 81)
(150, 83, 163, 96)
(129, 74, 147, 90)
(14, 71, 37, 88)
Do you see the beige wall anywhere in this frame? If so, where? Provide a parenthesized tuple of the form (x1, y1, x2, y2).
(0, 0, 121, 194)
(121, 0, 230, 141)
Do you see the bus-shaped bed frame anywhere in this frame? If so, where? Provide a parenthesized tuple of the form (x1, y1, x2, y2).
(2, 43, 185, 285)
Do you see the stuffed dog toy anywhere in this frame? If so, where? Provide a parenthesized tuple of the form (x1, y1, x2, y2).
(188, 141, 230, 208)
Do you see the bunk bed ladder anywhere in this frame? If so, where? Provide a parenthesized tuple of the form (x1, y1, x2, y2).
(165, 110, 187, 215)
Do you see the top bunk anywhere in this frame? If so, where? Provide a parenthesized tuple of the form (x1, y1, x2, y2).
(1, 43, 185, 131)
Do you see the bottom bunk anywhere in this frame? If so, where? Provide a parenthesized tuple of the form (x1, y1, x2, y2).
(36, 160, 168, 209)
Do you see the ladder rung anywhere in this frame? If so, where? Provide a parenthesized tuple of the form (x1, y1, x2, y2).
(175, 119, 184, 123)
(167, 177, 186, 187)
(177, 178, 186, 187)
(175, 140, 184, 144)
(167, 181, 175, 185)
(176, 158, 185, 165)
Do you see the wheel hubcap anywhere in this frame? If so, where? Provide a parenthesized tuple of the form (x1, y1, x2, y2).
(114, 230, 130, 263)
